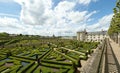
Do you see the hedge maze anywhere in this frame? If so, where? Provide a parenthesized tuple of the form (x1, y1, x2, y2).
(0, 37, 99, 73)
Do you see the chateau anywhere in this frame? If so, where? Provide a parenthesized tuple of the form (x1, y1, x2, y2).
(77, 29, 107, 42)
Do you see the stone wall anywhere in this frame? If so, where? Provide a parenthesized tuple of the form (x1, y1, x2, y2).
(80, 40, 105, 73)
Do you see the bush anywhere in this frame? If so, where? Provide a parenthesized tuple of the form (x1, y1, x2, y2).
(14, 60, 21, 65)
(5, 39, 19, 45)
(41, 60, 72, 66)
(41, 67, 52, 73)
(80, 55, 88, 60)
(9, 56, 33, 63)
(40, 49, 52, 59)
(54, 50, 78, 65)
(10, 65, 22, 73)
(41, 62, 71, 69)
(17, 62, 34, 73)
(5, 65, 22, 73)
(0, 61, 5, 67)
(58, 68, 69, 73)
(68, 68, 75, 73)
(26, 63, 38, 73)
(12, 55, 35, 61)
(0, 66, 8, 72)
(33, 66, 41, 73)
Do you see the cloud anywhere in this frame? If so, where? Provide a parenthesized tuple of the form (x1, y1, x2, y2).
(78, 0, 91, 5)
(67, 0, 98, 5)
(14, 0, 53, 25)
(0, 13, 19, 18)
(12, 0, 97, 36)
(86, 14, 113, 31)
(0, 17, 19, 27)
(0, 0, 110, 36)
(0, 17, 23, 34)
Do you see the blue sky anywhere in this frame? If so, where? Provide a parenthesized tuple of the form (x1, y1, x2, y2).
(0, 0, 116, 36)
(0, 1, 21, 18)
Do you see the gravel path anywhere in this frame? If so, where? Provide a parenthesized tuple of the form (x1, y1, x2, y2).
(109, 38, 120, 65)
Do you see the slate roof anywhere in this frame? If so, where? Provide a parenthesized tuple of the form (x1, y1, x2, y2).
(87, 31, 107, 35)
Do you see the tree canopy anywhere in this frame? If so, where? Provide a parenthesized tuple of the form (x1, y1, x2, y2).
(108, 0, 120, 35)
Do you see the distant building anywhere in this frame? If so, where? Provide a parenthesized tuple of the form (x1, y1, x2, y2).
(61, 36, 76, 40)
(77, 29, 107, 42)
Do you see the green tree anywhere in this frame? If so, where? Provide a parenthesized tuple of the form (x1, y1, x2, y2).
(108, 0, 120, 35)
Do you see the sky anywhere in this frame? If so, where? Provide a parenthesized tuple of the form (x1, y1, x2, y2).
(0, 0, 116, 36)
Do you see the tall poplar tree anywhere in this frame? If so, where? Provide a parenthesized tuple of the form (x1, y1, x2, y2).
(108, 0, 120, 35)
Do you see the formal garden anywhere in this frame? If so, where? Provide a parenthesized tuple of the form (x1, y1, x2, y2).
(0, 34, 99, 73)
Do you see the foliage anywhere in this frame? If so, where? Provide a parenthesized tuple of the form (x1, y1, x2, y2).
(0, 66, 8, 72)
(0, 36, 100, 73)
(108, 0, 120, 35)
(17, 62, 34, 73)
(0, 32, 9, 37)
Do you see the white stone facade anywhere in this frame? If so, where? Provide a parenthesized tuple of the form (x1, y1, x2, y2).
(77, 30, 107, 42)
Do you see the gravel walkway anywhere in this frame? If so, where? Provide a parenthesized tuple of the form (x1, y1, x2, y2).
(109, 38, 120, 65)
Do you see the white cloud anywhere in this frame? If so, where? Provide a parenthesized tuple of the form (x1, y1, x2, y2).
(0, 17, 19, 27)
(0, 17, 24, 34)
(86, 14, 113, 31)
(0, 0, 110, 36)
(12, 0, 97, 36)
(78, 0, 91, 5)
(0, 13, 19, 18)
(78, 0, 98, 5)
(14, 0, 53, 25)
(67, 0, 98, 5)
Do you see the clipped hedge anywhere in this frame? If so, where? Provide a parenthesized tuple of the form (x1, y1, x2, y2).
(0, 66, 8, 72)
(4, 65, 22, 73)
(41, 66, 52, 73)
(39, 49, 52, 59)
(5, 39, 19, 45)
(0, 55, 6, 60)
(0, 40, 9, 46)
(68, 68, 75, 73)
(10, 65, 22, 73)
(0, 61, 5, 67)
(33, 66, 41, 73)
(12, 55, 35, 61)
(26, 63, 38, 73)
(14, 60, 21, 65)
(54, 50, 78, 65)
(17, 62, 34, 73)
(80, 55, 88, 60)
(41, 62, 71, 69)
(58, 68, 69, 73)
(10, 56, 34, 63)
(41, 59, 72, 66)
